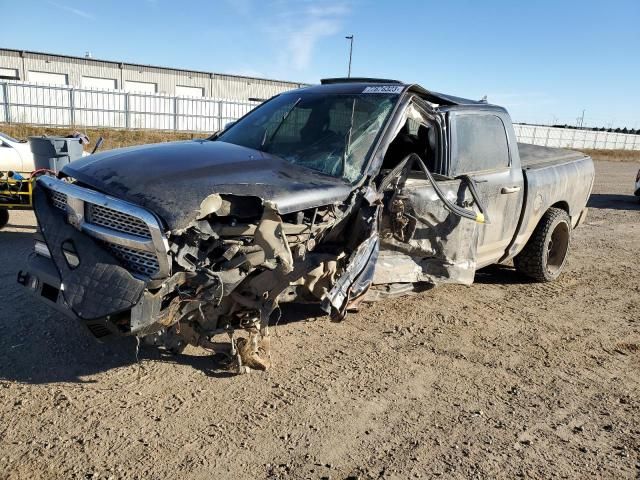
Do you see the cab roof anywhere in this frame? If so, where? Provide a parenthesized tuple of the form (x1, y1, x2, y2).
(289, 77, 484, 106)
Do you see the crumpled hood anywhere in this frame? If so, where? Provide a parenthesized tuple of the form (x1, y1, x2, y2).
(62, 140, 353, 231)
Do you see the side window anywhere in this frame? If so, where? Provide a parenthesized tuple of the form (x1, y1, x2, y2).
(453, 114, 509, 175)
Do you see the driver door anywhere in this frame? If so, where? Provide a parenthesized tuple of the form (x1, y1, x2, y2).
(448, 111, 524, 267)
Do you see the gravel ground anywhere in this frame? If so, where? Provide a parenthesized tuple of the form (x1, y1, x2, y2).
(0, 159, 638, 479)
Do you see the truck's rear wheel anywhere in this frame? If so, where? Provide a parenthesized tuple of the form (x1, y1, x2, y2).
(0, 209, 9, 230)
(514, 207, 571, 282)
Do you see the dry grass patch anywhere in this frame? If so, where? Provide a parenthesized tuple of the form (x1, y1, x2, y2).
(0, 124, 203, 150)
(581, 148, 640, 163)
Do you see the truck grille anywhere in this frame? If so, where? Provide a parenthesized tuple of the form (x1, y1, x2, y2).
(46, 185, 166, 278)
(51, 191, 67, 211)
(86, 204, 152, 239)
(106, 244, 160, 277)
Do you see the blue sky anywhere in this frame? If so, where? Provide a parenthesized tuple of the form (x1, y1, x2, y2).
(3, 0, 639, 128)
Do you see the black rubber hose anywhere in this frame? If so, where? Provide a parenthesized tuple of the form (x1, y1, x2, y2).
(408, 154, 488, 224)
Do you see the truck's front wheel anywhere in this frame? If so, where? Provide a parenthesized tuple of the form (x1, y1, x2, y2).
(0, 209, 9, 230)
(514, 207, 571, 282)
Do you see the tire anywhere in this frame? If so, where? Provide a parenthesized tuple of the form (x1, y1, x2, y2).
(514, 207, 571, 282)
(0, 209, 8, 230)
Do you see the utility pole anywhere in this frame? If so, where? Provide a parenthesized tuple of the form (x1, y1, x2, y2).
(345, 35, 354, 78)
(579, 109, 585, 128)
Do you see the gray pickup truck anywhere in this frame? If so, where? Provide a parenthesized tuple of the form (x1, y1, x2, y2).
(19, 78, 594, 371)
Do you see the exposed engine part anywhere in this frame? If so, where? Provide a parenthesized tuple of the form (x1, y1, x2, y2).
(143, 198, 349, 373)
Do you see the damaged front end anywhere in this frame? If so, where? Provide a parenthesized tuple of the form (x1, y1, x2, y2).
(21, 174, 374, 373)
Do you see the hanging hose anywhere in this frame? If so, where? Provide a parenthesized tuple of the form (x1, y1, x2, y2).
(386, 153, 489, 224)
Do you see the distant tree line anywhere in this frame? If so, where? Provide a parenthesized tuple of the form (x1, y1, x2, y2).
(551, 125, 639, 134)
(519, 123, 639, 134)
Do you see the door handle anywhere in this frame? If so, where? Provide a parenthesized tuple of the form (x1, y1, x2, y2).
(501, 186, 521, 194)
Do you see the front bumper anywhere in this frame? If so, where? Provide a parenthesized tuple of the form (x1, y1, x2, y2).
(18, 253, 123, 338)
(19, 176, 177, 339)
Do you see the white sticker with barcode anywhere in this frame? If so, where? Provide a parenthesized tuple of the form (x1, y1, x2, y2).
(362, 85, 403, 94)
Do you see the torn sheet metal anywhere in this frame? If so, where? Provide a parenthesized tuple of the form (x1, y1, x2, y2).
(378, 176, 479, 286)
(322, 233, 379, 319)
(254, 202, 294, 273)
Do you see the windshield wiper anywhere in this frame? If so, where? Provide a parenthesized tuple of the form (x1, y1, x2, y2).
(260, 97, 301, 151)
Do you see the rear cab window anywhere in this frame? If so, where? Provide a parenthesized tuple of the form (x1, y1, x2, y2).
(451, 113, 510, 176)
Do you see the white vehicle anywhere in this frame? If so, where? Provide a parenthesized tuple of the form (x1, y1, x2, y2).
(1, 132, 92, 174)
(0, 132, 35, 173)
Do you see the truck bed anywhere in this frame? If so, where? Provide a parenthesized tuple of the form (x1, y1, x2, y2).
(518, 142, 588, 169)
(504, 143, 594, 263)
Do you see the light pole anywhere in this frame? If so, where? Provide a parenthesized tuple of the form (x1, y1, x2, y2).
(345, 35, 354, 78)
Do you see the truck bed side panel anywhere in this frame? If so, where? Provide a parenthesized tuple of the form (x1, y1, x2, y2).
(503, 155, 594, 262)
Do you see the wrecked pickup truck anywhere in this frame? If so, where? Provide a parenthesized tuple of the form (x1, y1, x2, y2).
(19, 78, 594, 372)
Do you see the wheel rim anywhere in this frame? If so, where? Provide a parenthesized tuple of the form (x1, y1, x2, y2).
(546, 221, 569, 275)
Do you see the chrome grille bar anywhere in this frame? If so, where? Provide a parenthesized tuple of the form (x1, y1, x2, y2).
(85, 203, 152, 239)
(38, 176, 170, 279)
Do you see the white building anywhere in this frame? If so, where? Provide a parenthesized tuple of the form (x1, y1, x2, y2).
(0, 48, 306, 101)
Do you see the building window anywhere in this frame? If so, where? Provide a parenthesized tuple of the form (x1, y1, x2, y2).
(124, 80, 157, 94)
(0, 67, 19, 80)
(28, 71, 68, 85)
(176, 85, 204, 97)
(81, 76, 116, 90)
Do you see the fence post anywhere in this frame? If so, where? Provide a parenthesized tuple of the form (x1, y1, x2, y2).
(69, 86, 75, 126)
(124, 92, 130, 129)
(532, 127, 537, 145)
(2, 82, 10, 123)
(174, 96, 178, 131)
(218, 101, 223, 131)
(545, 126, 551, 146)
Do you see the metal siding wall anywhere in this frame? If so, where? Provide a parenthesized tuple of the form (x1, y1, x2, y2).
(22, 55, 121, 88)
(121, 65, 211, 96)
(212, 75, 301, 100)
(1, 49, 303, 100)
(171, 71, 210, 97)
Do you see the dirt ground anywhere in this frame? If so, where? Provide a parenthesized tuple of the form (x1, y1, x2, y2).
(1, 158, 638, 479)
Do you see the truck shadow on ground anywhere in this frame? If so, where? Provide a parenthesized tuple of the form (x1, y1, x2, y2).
(136, 304, 326, 378)
(588, 193, 640, 210)
(474, 264, 534, 285)
(0, 226, 537, 384)
(0, 297, 324, 383)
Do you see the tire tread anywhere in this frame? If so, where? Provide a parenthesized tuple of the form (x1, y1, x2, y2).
(514, 207, 570, 282)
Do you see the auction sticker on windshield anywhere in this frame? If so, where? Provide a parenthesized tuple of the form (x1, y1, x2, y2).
(362, 85, 403, 94)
